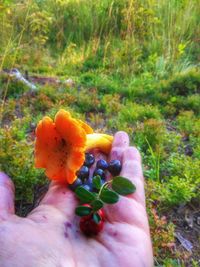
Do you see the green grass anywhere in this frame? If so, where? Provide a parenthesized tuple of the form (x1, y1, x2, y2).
(0, 0, 200, 265)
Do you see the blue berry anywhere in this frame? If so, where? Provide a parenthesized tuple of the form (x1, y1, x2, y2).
(101, 177, 106, 184)
(84, 177, 93, 192)
(96, 159, 108, 170)
(77, 166, 89, 180)
(81, 184, 92, 192)
(93, 169, 105, 179)
(108, 160, 122, 176)
(69, 178, 82, 191)
(84, 153, 95, 167)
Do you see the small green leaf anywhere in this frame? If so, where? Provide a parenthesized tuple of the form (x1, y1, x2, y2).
(91, 199, 104, 211)
(75, 206, 92, 217)
(100, 188, 119, 204)
(93, 175, 102, 190)
(93, 213, 101, 224)
(75, 186, 96, 203)
(112, 176, 136, 196)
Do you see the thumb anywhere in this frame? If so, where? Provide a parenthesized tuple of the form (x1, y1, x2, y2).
(0, 172, 15, 220)
(38, 181, 78, 220)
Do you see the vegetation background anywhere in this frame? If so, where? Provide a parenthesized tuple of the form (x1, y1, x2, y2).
(0, 0, 200, 265)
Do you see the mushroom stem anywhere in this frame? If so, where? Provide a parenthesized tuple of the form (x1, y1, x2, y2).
(86, 134, 113, 154)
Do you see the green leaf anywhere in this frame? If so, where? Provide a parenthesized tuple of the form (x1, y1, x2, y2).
(91, 199, 104, 211)
(75, 206, 92, 217)
(75, 186, 96, 203)
(93, 175, 102, 190)
(93, 213, 101, 224)
(112, 176, 136, 196)
(100, 188, 119, 204)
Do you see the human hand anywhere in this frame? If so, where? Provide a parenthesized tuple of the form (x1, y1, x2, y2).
(0, 131, 153, 267)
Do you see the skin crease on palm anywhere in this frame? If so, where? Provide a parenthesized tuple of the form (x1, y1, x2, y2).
(0, 131, 153, 267)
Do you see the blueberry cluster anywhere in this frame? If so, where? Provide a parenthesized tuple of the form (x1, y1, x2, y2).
(69, 153, 122, 192)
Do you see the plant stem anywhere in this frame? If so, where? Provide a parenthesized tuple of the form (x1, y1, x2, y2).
(98, 180, 112, 198)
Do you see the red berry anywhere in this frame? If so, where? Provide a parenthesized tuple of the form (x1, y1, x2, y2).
(80, 214, 104, 236)
(82, 203, 92, 208)
(97, 209, 105, 220)
(79, 208, 105, 236)
(82, 204, 105, 220)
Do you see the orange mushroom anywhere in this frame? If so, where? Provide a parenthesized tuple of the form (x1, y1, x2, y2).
(35, 109, 113, 184)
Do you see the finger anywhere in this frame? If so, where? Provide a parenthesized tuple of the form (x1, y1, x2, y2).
(121, 146, 145, 205)
(109, 131, 129, 162)
(29, 182, 78, 221)
(104, 197, 149, 232)
(0, 172, 15, 220)
(104, 147, 148, 229)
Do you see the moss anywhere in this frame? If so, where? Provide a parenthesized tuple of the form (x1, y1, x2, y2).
(119, 102, 162, 125)
(0, 120, 47, 203)
(161, 70, 200, 96)
(177, 111, 200, 137)
(134, 119, 166, 153)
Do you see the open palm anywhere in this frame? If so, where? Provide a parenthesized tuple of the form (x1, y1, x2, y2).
(0, 132, 153, 267)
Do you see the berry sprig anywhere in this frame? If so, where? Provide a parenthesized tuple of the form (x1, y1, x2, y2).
(74, 176, 135, 236)
(69, 153, 136, 236)
(75, 175, 136, 214)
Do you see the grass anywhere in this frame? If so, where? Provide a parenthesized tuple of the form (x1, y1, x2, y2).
(0, 0, 200, 265)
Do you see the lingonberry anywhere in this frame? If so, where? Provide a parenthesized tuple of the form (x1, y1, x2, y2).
(79, 208, 104, 236)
